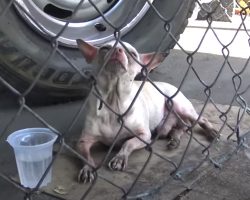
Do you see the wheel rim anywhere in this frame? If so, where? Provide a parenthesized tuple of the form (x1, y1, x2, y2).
(14, 0, 153, 47)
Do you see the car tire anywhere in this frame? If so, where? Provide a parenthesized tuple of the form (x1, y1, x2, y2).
(0, 0, 195, 104)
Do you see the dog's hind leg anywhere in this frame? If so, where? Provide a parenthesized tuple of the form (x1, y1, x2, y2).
(182, 109, 218, 139)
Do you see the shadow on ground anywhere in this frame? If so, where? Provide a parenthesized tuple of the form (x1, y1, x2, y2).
(0, 50, 250, 200)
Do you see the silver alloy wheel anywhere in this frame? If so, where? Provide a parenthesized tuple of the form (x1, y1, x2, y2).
(14, 0, 153, 47)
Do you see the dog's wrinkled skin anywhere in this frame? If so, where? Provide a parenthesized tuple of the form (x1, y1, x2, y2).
(76, 40, 217, 183)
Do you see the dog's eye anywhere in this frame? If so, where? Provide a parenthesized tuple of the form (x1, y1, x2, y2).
(100, 46, 112, 53)
(130, 51, 137, 58)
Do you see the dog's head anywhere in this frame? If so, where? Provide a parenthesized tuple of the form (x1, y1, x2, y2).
(77, 39, 167, 79)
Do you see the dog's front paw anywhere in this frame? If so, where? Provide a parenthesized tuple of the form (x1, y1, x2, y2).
(108, 154, 128, 171)
(78, 165, 96, 183)
(209, 128, 219, 140)
(167, 137, 180, 150)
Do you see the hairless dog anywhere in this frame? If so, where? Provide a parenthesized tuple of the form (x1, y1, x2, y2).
(76, 40, 217, 183)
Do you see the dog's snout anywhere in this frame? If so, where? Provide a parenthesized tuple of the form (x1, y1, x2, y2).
(110, 47, 125, 59)
(117, 48, 123, 53)
(114, 47, 124, 55)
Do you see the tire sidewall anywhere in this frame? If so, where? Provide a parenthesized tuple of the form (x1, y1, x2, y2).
(0, 0, 194, 99)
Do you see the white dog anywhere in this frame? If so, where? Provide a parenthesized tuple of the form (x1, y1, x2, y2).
(76, 40, 217, 183)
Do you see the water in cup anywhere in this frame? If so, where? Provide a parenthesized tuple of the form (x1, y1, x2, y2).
(7, 128, 58, 188)
(17, 157, 52, 188)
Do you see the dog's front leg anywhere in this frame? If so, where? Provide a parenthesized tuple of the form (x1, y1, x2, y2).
(109, 128, 151, 171)
(77, 135, 98, 183)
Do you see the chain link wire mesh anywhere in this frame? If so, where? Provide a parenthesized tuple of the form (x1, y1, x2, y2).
(0, 0, 250, 199)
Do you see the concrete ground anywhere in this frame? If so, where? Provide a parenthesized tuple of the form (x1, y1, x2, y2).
(0, 13, 250, 200)
(0, 49, 250, 200)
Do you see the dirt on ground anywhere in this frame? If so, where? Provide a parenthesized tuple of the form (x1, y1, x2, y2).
(37, 100, 250, 200)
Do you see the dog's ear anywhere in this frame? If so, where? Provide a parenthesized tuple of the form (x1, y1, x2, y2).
(76, 39, 98, 63)
(140, 52, 168, 71)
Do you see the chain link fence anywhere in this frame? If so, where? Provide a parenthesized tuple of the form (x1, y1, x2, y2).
(0, 0, 250, 199)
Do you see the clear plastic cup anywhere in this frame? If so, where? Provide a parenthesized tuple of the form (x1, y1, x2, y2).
(7, 128, 58, 188)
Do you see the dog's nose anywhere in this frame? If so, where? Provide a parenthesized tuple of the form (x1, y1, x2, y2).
(110, 47, 125, 61)
(116, 47, 124, 54)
